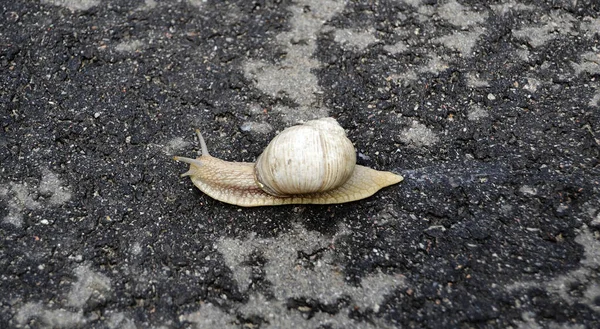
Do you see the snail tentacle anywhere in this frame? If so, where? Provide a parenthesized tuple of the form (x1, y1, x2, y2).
(173, 156, 204, 177)
(195, 129, 210, 156)
(173, 129, 210, 177)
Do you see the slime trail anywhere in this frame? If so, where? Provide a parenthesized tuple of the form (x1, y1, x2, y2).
(397, 161, 597, 191)
(398, 161, 512, 190)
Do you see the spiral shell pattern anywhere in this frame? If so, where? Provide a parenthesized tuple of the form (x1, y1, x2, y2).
(254, 118, 357, 196)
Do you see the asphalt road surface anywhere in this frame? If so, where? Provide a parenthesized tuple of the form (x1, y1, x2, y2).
(1, 0, 599, 328)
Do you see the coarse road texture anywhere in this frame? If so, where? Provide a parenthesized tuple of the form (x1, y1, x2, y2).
(1, 0, 600, 328)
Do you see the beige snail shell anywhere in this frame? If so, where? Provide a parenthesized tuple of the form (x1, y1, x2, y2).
(174, 117, 403, 207)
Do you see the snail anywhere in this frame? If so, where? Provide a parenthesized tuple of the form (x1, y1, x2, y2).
(174, 117, 403, 207)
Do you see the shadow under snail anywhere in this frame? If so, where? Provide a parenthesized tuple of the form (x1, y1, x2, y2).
(174, 117, 403, 207)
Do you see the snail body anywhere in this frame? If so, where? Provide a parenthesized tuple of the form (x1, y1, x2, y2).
(174, 118, 403, 207)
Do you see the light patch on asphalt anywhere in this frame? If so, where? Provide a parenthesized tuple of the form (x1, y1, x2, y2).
(434, 29, 485, 57)
(519, 185, 537, 196)
(589, 88, 600, 107)
(239, 121, 273, 134)
(213, 223, 405, 328)
(468, 105, 489, 121)
(238, 292, 393, 329)
(418, 54, 450, 74)
(115, 40, 145, 53)
(572, 52, 600, 76)
(0, 183, 40, 228)
(180, 303, 238, 329)
(399, 121, 439, 147)
(334, 28, 379, 51)
(272, 105, 329, 125)
(13, 264, 115, 328)
(512, 11, 577, 48)
(523, 78, 542, 93)
(244, 58, 322, 106)
(39, 168, 72, 206)
(387, 70, 418, 84)
(392, 1, 490, 75)
(466, 73, 490, 88)
(515, 48, 531, 62)
(187, 0, 206, 8)
(384, 41, 409, 54)
(581, 16, 600, 38)
(507, 226, 600, 314)
(243, 0, 346, 122)
(402, 0, 422, 7)
(437, 0, 487, 28)
(143, 0, 157, 9)
(162, 137, 190, 156)
(490, 1, 536, 15)
(106, 312, 137, 329)
(41, 0, 100, 11)
(67, 265, 112, 308)
(1, 168, 71, 227)
(15, 302, 86, 328)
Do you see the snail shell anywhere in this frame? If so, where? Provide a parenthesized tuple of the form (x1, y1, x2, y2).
(174, 118, 403, 207)
(254, 117, 356, 196)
